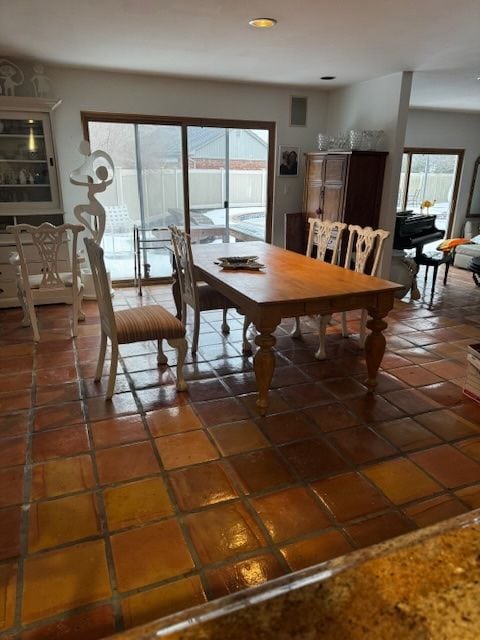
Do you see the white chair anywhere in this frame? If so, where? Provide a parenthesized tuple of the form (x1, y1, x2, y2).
(291, 218, 347, 338)
(314, 224, 390, 360)
(7, 222, 85, 342)
(104, 204, 136, 253)
(169, 225, 248, 354)
(84, 238, 187, 400)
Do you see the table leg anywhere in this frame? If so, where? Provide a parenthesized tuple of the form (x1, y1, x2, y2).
(364, 309, 388, 393)
(253, 322, 278, 415)
(170, 255, 182, 319)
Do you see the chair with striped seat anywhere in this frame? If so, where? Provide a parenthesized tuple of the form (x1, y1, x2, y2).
(85, 238, 187, 400)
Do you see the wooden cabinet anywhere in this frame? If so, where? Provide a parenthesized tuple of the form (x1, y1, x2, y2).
(286, 151, 387, 253)
(0, 97, 64, 307)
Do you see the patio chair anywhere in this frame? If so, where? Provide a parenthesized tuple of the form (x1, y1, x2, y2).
(314, 224, 390, 359)
(7, 222, 85, 342)
(104, 204, 136, 253)
(84, 238, 187, 399)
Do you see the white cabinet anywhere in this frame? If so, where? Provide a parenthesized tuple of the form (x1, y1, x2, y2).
(0, 96, 62, 214)
(0, 97, 64, 307)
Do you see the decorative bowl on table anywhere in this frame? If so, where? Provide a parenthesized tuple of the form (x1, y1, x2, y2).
(215, 256, 264, 270)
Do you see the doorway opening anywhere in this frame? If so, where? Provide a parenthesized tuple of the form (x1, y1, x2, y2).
(397, 148, 464, 252)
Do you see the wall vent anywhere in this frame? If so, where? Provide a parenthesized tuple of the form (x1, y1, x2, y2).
(290, 96, 307, 127)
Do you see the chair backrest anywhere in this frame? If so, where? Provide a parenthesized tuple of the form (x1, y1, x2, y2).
(306, 218, 347, 264)
(84, 238, 117, 340)
(344, 225, 390, 276)
(7, 222, 83, 292)
(104, 205, 135, 232)
(169, 225, 199, 310)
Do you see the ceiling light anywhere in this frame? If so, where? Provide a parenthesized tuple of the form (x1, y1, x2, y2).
(320, 76, 336, 81)
(249, 17, 277, 28)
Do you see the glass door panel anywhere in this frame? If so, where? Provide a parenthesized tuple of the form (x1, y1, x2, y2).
(0, 114, 53, 207)
(187, 126, 269, 244)
(87, 121, 183, 280)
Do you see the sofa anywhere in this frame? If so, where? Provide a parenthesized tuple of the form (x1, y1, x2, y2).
(453, 219, 480, 269)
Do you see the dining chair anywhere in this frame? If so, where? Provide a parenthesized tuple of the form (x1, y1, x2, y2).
(290, 218, 348, 338)
(7, 222, 85, 342)
(314, 224, 390, 360)
(84, 238, 187, 399)
(169, 224, 245, 354)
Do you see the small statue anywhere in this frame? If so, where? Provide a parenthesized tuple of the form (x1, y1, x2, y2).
(70, 140, 115, 244)
(0, 59, 24, 96)
(30, 63, 53, 98)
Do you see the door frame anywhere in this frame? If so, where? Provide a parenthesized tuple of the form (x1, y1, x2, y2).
(81, 112, 276, 243)
(400, 147, 464, 238)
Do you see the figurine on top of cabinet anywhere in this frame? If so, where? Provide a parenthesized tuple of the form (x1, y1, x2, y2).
(0, 59, 24, 96)
(30, 64, 53, 98)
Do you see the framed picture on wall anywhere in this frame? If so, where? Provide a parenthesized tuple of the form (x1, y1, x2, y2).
(278, 145, 299, 177)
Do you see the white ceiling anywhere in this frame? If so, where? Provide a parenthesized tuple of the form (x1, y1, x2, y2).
(0, 0, 479, 111)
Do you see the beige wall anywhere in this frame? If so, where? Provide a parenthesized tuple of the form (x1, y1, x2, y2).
(46, 66, 329, 246)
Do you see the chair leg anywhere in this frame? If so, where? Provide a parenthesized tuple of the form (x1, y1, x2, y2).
(157, 339, 168, 365)
(16, 281, 30, 328)
(106, 342, 118, 400)
(341, 312, 349, 338)
(192, 307, 200, 354)
(95, 331, 108, 382)
(221, 307, 230, 334)
(315, 314, 331, 360)
(168, 337, 188, 391)
(72, 295, 79, 338)
(358, 309, 368, 348)
(290, 317, 302, 338)
(242, 316, 252, 354)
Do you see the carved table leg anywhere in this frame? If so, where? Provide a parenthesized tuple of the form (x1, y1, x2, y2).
(364, 309, 388, 393)
(253, 322, 278, 416)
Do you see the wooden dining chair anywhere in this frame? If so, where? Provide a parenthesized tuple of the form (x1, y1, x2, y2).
(291, 218, 347, 338)
(169, 224, 242, 354)
(314, 224, 390, 360)
(84, 238, 187, 399)
(7, 222, 85, 342)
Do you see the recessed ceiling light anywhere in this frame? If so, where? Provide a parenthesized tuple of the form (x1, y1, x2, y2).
(320, 76, 336, 81)
(249, 17, 277, 28)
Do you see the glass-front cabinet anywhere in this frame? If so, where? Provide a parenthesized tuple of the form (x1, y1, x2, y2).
(0, 97, 62, 214)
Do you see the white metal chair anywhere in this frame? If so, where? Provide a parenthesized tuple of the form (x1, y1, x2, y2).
(314, 224, 390, 360)
(7, 222, 85, 342)
(291, 218, 348, 338)
(169, 224, 246, 354)
(85, 238, 187, 400)
(104, 204, 137, 253)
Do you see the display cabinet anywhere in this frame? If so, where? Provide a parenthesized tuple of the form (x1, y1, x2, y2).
(0, 97, 64, 307)
(0, 96, 62, 215)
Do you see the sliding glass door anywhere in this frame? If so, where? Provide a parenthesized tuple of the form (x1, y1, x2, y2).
(85, 116, 273, 282)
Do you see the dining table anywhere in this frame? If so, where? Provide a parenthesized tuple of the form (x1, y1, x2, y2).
(191, 241, 403, 415)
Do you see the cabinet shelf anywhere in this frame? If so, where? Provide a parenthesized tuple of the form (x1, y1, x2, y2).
(0, 159, 48, 164)
(0, 184, 51, 188)
(0, 134, 45, 139)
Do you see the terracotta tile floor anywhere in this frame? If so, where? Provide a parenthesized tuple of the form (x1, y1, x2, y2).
(1, 265, 480, 639)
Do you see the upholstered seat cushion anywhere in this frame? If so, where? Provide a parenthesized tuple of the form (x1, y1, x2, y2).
(115, 305, 185, 343)
(197, 282, 234, 311)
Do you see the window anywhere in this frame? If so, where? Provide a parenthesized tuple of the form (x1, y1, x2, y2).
(82, 113, 275, 282)
(397, 148, 464, 251)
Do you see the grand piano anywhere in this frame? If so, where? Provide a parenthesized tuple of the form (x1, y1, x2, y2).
(393, 210, 447, 307)
(393, 210, 444, 256)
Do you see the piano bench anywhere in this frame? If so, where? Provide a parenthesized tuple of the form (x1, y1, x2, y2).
(415, 250, 453, 307)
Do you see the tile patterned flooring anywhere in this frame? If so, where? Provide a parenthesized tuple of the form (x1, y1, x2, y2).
(1, 267, 480, 639)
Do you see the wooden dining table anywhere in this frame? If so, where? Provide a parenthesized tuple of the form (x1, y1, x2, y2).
(191, 241, 403, 415)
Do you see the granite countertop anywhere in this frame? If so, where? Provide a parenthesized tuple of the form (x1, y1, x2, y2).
(112, 509, 480, 640)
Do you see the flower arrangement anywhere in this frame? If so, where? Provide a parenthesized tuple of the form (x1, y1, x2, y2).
(420, 199, 436, 213)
